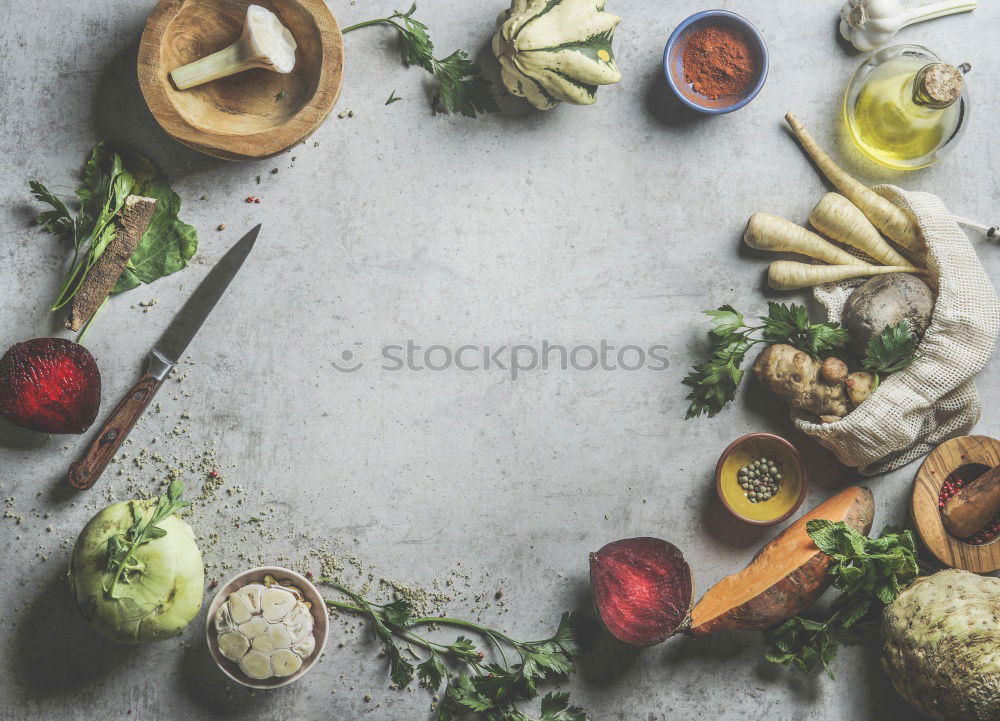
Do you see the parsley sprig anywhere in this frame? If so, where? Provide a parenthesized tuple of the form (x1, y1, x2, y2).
(764, 521, 922, 677)
(683, 303, 849, 418)
(104, 480, 190, 598)
(862, 320, 919, 376)
(322, 578, 586, 721)
(342, 4, 497, 117)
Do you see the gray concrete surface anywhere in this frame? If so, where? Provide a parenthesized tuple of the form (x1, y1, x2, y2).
(1, 1, 998, 719)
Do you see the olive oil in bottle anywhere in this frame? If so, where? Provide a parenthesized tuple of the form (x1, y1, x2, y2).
(844, 45, 969, 170)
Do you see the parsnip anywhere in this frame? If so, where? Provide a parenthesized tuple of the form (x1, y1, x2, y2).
(785, 113, 923, 253)
(809, 193, 916, 267)
(745, 213, 869, 266)
(768, 260, 924, 291)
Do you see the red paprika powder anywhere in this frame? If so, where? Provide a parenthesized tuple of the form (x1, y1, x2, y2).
(682, 25, 756, 99)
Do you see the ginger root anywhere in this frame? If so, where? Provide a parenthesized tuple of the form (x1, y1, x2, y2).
(752, 344, 874, 423)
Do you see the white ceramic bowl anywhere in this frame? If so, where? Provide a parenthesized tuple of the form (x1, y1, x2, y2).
(205, 566, 328, 689)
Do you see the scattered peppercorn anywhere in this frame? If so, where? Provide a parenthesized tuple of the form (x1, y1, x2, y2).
(217, 224, 226, 231)
(245, 196, 255, 203)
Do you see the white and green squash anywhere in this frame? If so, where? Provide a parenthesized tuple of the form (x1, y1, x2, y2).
(492, 0, 622, 110)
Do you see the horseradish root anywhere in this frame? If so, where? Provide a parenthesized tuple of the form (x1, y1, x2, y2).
(65, 195, 156, 332)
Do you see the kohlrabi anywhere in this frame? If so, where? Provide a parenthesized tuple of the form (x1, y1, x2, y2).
(69, 480, 204, 643)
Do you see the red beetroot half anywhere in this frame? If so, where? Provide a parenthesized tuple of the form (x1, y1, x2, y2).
(590, 537, 694, 646)
(0, 338, 101, 434)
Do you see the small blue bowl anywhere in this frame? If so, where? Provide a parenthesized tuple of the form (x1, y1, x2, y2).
(663, 10, 768, 114)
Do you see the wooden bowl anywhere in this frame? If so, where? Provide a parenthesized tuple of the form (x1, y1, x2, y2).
(912, 435, 1000, 573)
(205, 566, 329, 689)
(138, 0, 344, 160)
(715, 433, 807, 526)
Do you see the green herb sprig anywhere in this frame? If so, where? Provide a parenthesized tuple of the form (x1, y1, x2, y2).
(322, 579, 586, 721)
(764, 520, 921, 677)
(862, 320, 919, 376)
(683, 302, 849, 418)
(342, 4, 496, 117)
(104, 480, 190, 598)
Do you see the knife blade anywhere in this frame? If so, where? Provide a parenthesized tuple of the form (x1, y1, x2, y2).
(68, 225, 260, 490)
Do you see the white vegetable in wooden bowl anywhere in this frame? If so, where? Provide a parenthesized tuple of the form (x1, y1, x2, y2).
(170, 4, 297, 90)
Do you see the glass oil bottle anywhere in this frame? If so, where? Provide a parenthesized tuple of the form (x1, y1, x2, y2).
(844, 44, 970, 170)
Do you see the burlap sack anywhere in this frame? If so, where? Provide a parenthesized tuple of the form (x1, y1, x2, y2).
(795, 186, 1000, 475)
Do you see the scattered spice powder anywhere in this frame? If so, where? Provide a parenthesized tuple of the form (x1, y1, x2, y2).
(682, 25, 755, 99)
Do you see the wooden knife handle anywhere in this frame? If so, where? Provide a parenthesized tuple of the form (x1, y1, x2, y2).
(68, 373, 163, 490)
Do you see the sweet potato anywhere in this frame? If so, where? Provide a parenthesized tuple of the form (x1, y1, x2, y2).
(688, 486, 874, 637)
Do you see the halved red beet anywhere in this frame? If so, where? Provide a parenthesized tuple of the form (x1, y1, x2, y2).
(0, 338, 101, 434)
(589, 537, 694, 646)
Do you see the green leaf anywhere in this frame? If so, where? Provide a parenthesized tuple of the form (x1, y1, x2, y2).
(387, 644, 415, 688)
(705, 305, 746, 337)
(417, 654, 446, 690)
(112, 169, 198, 293)
(382, 598, 416, 627)
(345, 3, 495, 117)
(863, 320, 919, 375)
(447, 635, 480, 663)
(385, 90, 402, 105)
(538, 691, 588, 721)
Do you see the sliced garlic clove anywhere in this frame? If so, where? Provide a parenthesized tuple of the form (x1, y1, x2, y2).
(284, 604, 314, 644)
(214, 602, 235, 634)
(252, 622, 291, 653)
(271, 648, 302, 677)
(292, 632, 315, 659)
(261, 587, 297, 622)
(218, 631, 250, 662)
(228, 593, 253, 624)
(239, 649, 273, 680)
(235, 583, 266, 614)
(237, 616, 269, 639)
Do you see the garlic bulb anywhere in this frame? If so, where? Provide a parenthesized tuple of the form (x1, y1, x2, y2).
(214, 578, 316, 680)
(840, 0, 978, 51)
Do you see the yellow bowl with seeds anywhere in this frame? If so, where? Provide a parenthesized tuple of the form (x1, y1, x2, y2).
(715, 433, 807, 526)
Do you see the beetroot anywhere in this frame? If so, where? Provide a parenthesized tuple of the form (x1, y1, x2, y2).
(589, 537, 693, 646)
(0, 338, 101, 434)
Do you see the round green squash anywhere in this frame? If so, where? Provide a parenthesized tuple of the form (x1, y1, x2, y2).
(492, 0, 622, 110)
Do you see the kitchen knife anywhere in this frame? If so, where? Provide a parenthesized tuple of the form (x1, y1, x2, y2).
(68, 224, 260, 490)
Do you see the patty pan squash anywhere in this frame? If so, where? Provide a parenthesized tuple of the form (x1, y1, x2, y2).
(493, 0, 622, 110)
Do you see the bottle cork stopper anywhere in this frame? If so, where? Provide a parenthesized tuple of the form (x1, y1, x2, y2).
(914, 63, 964, 108)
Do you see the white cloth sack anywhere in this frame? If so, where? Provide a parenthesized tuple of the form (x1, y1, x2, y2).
(794, 186, 1000, 475)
